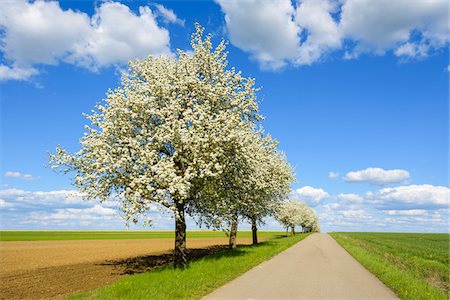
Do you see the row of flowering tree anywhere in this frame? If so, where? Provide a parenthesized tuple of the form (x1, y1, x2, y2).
(275, 199, 320, 235)
(50, 25, 295, 268)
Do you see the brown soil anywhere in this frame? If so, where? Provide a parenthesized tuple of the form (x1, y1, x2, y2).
(0, 237, 259, 299)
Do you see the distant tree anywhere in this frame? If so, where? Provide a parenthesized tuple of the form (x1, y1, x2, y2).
(275, 200, 302, 235)
(298, 205, 319, 233)
(275, 199, 320, 235)
(50, 24, 261, 268)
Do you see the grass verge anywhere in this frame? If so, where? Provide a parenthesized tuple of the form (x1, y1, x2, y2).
(330, 232, 449, 300)
(68, 233, 312, 299)
(0, 230, 284, 241)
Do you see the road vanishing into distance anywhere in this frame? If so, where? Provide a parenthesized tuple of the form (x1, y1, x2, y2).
(204, 233, 398, 300)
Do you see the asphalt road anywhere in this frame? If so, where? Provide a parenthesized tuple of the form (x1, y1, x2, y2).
(203, 233, 399, 300)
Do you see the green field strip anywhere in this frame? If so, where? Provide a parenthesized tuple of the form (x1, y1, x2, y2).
(0, 230, 285, 241)
(331, 232, 449, 300)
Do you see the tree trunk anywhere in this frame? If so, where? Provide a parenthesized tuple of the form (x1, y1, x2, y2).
(229, 213, 238, 249)
(291, 225, 295, 235)
(174, 202, 187, 268)
(286, 226, 289, 237)
(251, 216, 258, 245)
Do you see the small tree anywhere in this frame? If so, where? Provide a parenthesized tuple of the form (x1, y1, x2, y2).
(298, 205, 316, 232)
(50, 25, 261, 268)
(275, 200, 303, 235)
(275, 199, 319, 235)
(242, 134, 294, 245)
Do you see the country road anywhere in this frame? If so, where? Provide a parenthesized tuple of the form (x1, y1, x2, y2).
(204, 233, 399, 300)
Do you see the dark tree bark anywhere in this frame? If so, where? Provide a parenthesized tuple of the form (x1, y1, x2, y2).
(291, 225, 295, 235)
(229, 213, 238, 249)
(251, 216, 258, 244)
(286, 226, 289, 237)
(174, 202, 187, 268)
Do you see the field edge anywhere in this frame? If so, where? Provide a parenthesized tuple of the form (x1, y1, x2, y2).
(67, 233, 313, 300)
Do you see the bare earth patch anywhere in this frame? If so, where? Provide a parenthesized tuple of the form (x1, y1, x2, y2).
(0, 237, 260, 299)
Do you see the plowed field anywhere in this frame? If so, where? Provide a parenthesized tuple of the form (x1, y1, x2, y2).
(0, 237, 259, 299)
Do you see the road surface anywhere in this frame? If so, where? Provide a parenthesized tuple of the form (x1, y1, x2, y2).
(203, 233, 398, 300)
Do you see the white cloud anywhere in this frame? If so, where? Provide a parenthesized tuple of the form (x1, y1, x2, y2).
(344, 167, 410, 185)
(4, 171, 34, 180)
(292, 186, 329, 205)
(294, 0, 341, 65)
(384, 209, 427, 216)
(341, 209, 372, 219)
(316, 187, 449, 232)
(337, 193, 363, 203)
(0, 188, 90, 207)
(154, 4, 185, 26)
(216, 0, 448, 69)
(0, 188, 176, 229)
(20, 204, 120, 228)
(394, 42, 428, 58)
(0, 0, 174, 80)
(366, 184, 449, 209)
(340, 0, 448, 57)
(0, 199, 14, 208)
(31, 204, 116, 221)
(328, 171, 339, 179)
(216, 0, 301, 69)
(0, 65, 39, 81)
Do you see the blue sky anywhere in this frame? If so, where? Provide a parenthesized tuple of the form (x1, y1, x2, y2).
(0, 0, 448, 232)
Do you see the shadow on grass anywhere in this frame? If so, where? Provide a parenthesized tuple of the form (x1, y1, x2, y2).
(99, 234, 289, 275)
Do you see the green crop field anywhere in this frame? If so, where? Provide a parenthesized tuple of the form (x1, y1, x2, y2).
(330, 232, 449, 300)
(0, 230, 284, 241)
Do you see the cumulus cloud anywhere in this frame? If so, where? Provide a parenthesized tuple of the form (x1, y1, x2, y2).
(30, 204, 116, 221)
(384, 209, 427, 216)
(0, 198, 14, 208)
(154, 4, 185, 26)
(337, 193, 363, 203)
(328, 171, 339, 179)
(340, 0, 448, 57)
(4, 171, 34, 180)
(0, 0, 173, 80)
(0, 188, 120, 228)
(0, 188, 179, 229)
(0, 188, 86, 206)
(216, 0, 301, 69)
(344, 167, 410, 185)
(316, 186, 449, 232)
(294, 0, 341, 65)
(291, 186, 329, 205)
(366, 184, 449, 210)
(215, 0, 448, 69)
(394, 42, 428, 58)
(18, 205, 123, 228)
(0, 65, 39, 81)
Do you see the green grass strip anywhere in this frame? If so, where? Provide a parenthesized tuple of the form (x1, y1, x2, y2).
(330, 233, 447, 300)
(0, 230, 284, 241)
(68, 233, 312, 300)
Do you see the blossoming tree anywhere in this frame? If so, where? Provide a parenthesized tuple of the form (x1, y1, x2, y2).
(50, 25, 262, 268)
(192, 129, 294, 248)
(275, 199, 320, 235)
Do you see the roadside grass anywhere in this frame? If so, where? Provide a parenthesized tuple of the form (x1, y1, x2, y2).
(0, 230, 284, 241)
(67, 233, 312, 300)
(330, 232, 449, 300)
